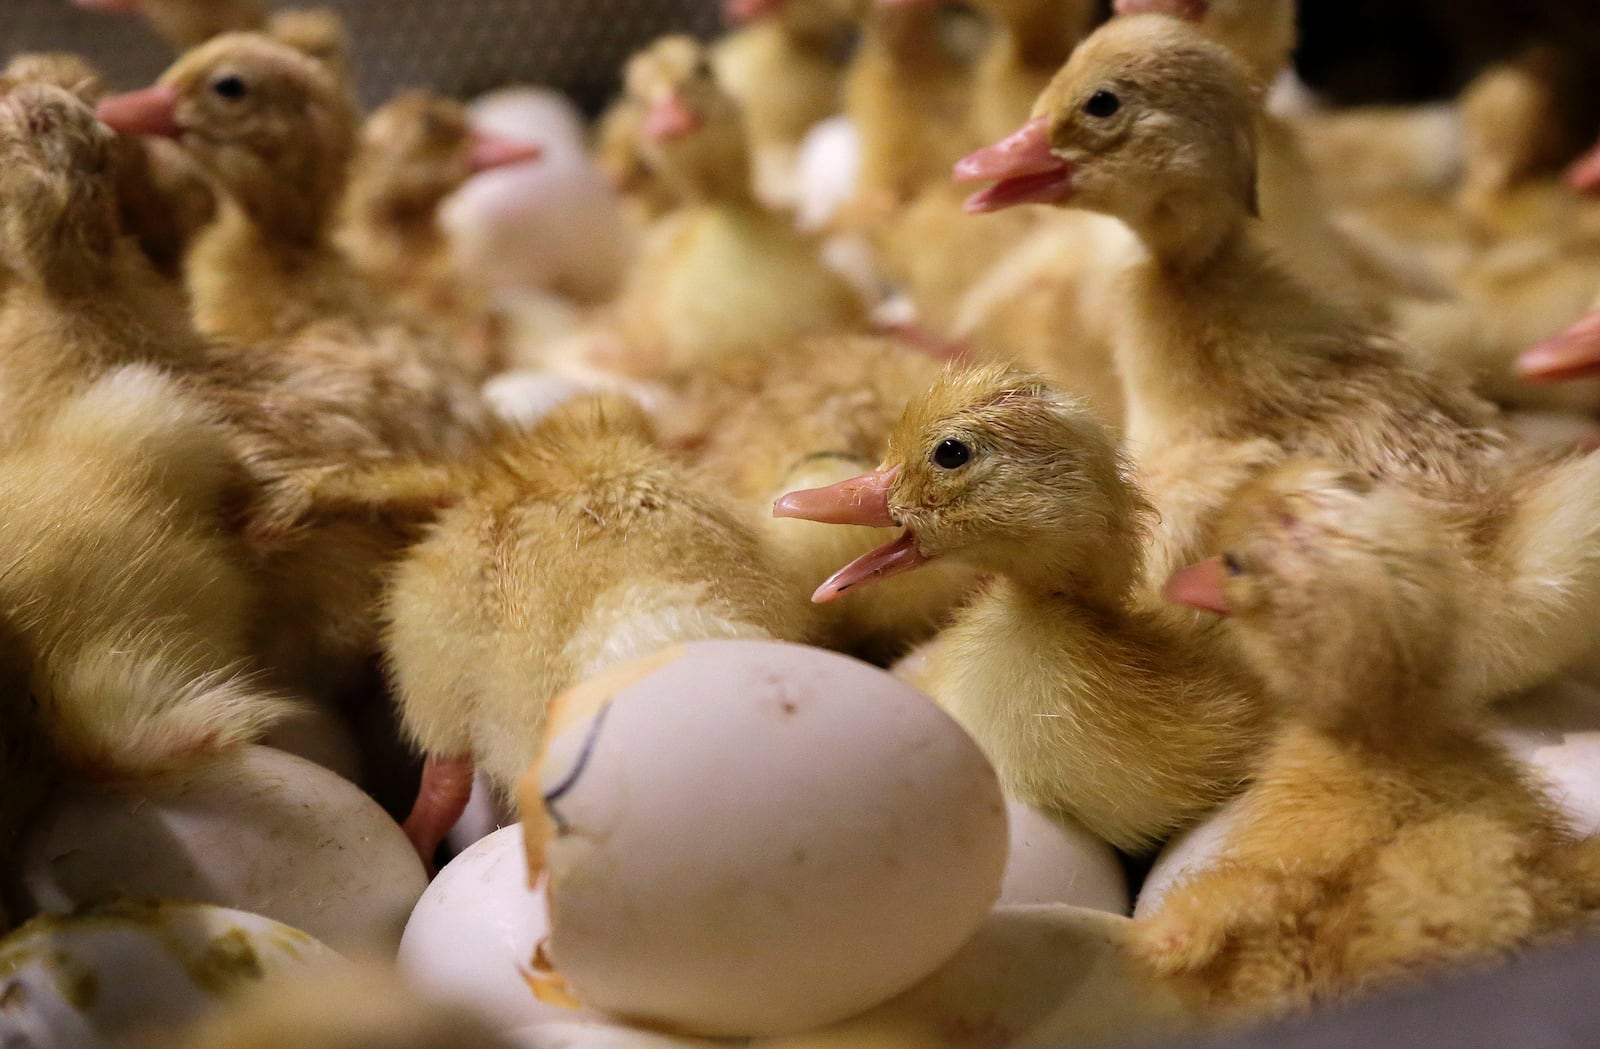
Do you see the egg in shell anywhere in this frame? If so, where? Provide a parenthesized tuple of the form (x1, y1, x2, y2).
(16, 746, 427, 954)
(0, 899, 338, 1049)
(523, 640, 1010, 1038)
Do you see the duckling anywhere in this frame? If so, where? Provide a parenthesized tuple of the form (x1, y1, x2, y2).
(72, 0, 266, 50)
(385, 397, 813, 860)
(967, 0, 1095, 147)
(1141, 463, 1600, 1015)
(0, 82, 205, 446)
(775, 364, 1267, 852)
(692, 337, 980, 659)
(608, 36, 866, 375)
(956, 14, 1600, 704)
(339, 90, 542, 378)
(0, 363, 288, 779)
(713, 0, 856, 207)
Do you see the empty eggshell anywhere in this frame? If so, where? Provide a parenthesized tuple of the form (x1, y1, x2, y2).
(1000, 802, 1129, 914)
(399, 824, 586, 1029)
(525, 640, 1009, 1038)
(16, 746, 427, 954)
(1133, 799, 1247, 919)
(1493, 678, 1600, 837)
(0, 900, 339, 1049)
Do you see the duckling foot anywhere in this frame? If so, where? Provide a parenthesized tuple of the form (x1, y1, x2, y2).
(403, 754, 476, 869)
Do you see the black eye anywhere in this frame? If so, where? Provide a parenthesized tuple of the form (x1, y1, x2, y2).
(1084, 90, 1120, 118)
(1222, 552, 1244, 576)
(932, 439, 972, 470)
(211, 75, 248, 101)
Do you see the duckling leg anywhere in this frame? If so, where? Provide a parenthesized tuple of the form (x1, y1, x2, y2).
(403, 754, 476, 865)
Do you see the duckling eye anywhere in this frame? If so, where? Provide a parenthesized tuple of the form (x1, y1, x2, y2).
(932, 439, 972, 470)
(1222, 552, 1244, 576)
(1084, 90, 1120, 119)
(211, 75, 248, 101)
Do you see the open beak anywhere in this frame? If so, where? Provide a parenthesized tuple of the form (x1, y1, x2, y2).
(774, 467, 936, 603)
(643, 92, 702, 144)
(467, 131, 543, 174)
(724, 0, 786, 24)
(1112, 0, 1208, 20)
(1162, 557, 1232, 615)
(1566, 142, 1600, 195)
(96, 85, 182, 139)
(810, 532, 932, 603)
(1516, 311, 1600, 383)
(954, 117, 1074, 214)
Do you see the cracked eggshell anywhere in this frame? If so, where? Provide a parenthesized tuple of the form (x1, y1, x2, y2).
(1000, 803, 1129, 914)
(0, 899, 339, 1049)
(16, 746, 427, 955)
(523, 640, 1009, 1038)
(1494, 678, 1600, 838)
(399, 824, 586, 1029)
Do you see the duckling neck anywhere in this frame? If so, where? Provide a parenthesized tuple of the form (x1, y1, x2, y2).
(981, 533, 1142, 613)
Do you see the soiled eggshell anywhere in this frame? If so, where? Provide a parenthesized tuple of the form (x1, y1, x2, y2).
(1494, 677, 1600, 837)
(1001, 802, 1129, 914)
(760, 906, 1208, 1049)
(399, 824, 586, 1029)
(0, 900, 338, 1049)
(524, 639, 1010, 1038)
(1133, 799, 1247, 919)
(16, 746, 427, 954)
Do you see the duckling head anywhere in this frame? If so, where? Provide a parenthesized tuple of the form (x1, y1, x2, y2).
(955, 15, 1260, 253)
(1115, 0, 1295, 84)
(1164, 462, 1464, 729)
(0, 83, 120, 291)
(0, 53, 106, 103)
(624, 35, 751, 204)
(96, 32, 356, 243)
(776, 363, 1149, 606)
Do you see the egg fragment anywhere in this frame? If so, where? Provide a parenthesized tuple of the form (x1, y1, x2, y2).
(1493, 678, 1600, 838)
(15, 746, 427, 954)
(399, 824, 584, 1029)
(524, 640, 1010, 1038)
(1000, 802, 1130, 914)
(0, 900, 339, 1049)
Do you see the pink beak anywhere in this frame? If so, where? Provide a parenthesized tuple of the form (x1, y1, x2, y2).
(1162, 557, 1233, 615)
(724, 0, 786, 24)
(774, 467, 899, 528)
(1516, 310, 1600, 383)
(954, 117, 1074, 213)
(467, 131, 543, 174)
(643, 91, 703, 144)
(97, 85, 182, 140)
(1567, 142, 1600, 196)
(1112, 0, 1208, 20)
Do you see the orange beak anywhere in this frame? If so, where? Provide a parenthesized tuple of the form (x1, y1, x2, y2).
(1567, 141, 1600, 195)
(1113, 0, 1208, 19)
(642, 92, 702, 144)
(724, 0, 786, 24)
(467, 131, 543, 174)
(1162, 557, 1232, 615)
(97, 85, 182, 140)
(1516, 310, 1600, 383)
(954, 117, 1074, 213)
(774, 468, 936, 603)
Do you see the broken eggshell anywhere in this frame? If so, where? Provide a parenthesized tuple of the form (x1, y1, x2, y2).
(1493, 677, 1600, 837)
(523, 639, 1010, 1038)
(0, 899, 339, 1049)
(1001, 802, 1129, 914)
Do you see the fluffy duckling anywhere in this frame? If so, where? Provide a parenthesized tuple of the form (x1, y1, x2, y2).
(713, 0, 856, 206)
(608, 36, 866, 374)
(957, 15, 1600, 704)
(1141, 464, 1600, 1015)
(0, 363, 287, 779)
(339, 90, 542, 377)
(776, 365, 1267, 852)
(386, 397, 812, 860)
(967, 0, 1095, 147)
(0, 81, 205, 446)
(73, 0, 266, 50)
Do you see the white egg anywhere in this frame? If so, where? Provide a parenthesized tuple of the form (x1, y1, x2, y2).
(528, 640, 1009, 1038)
(16, 746, 427, 954)
(1000, 802, 1129, 914)
(1133, 799, 1247, 919)
(400, 825, 584, 1029)
(0, 900, 339, 1048)
(1494, 677, 1600, 837)
(446, 771, 515, 855)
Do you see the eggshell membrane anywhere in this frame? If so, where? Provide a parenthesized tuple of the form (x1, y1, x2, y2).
(1001, 802, 1129, 913)
(16, 746, 427, 954)
(0, 900, 339, 1049)
(529, 639, 1009, 1038)
(400, 824, 588, 1029)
